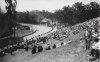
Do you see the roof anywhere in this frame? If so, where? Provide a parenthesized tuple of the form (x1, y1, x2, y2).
(41, 18, 52, 23)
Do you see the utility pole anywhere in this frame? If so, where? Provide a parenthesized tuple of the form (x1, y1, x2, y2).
(5, 0, 17, 45)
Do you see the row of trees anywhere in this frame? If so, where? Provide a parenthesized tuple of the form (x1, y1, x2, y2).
(11, 2, 100, 25)
(16, 11, 39, 24)
(0, 2, 99, 33)
(45, 2, 99, 25)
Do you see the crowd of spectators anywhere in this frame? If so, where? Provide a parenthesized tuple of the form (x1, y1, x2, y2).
(0, 17, 100, 62)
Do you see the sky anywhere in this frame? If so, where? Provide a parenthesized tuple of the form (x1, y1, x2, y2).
(0, 0, 99, 12)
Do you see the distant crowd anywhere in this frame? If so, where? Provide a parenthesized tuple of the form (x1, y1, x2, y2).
(0, 25, 67, 58)
(0, 35, 67, 57)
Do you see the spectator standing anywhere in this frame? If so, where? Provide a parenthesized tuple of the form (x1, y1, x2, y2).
(85, 27, 92, 50)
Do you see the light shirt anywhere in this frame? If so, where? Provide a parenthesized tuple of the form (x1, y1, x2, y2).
(85, 30, 89, 36)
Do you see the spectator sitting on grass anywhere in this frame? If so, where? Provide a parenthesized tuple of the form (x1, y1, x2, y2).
(89, 36, 100, 61)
